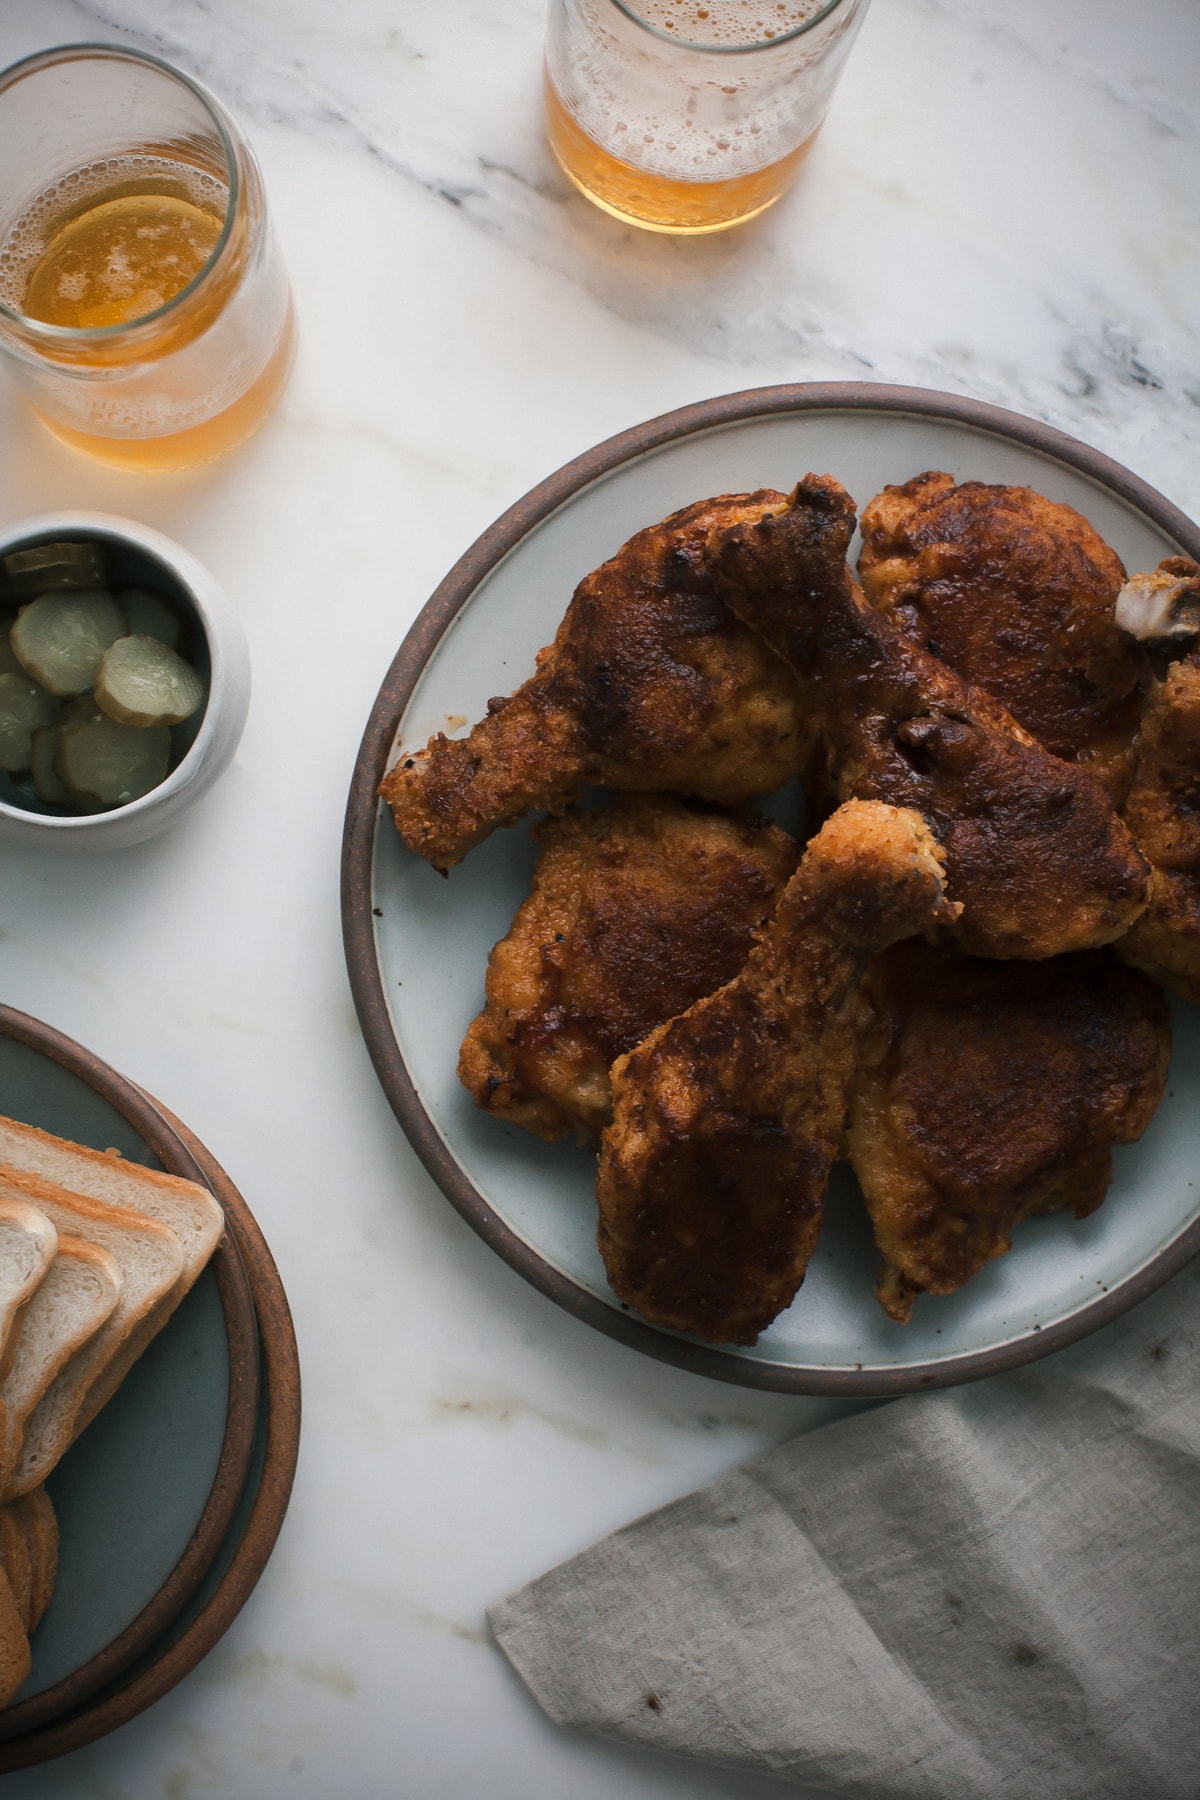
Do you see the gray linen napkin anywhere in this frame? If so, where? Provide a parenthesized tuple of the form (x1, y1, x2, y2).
(490, 1258, 1200, 1799)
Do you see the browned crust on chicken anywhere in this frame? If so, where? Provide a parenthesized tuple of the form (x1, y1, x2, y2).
(858, 473, 1144, 796)
(1117, 649, 1200, 1002)
(457, 795, 801, 1144)
(596, 801, 957, 1345)
(381, 492, 806, 870)
(847, 941, 1171, 1322)
(712, 475, 1150, 960)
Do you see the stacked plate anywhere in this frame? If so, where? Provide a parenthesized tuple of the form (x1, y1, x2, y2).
(0, 1005, 299, 1770)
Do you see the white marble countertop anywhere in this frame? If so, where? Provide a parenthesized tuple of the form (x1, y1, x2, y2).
(0, 2, 1196, 1795)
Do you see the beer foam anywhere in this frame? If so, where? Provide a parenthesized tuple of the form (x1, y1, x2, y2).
(559, 13, 829, 182)
(0, 156, 227, 315)
(629, 0, 827, 46)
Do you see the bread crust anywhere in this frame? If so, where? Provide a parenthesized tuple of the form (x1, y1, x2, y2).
(0, 1236, 122, 1491)
(0, 1565, 30, 1706)
(0, 1170, 182, 1499)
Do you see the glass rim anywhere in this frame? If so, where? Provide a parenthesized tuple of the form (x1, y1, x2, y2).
(0, 42, 241, 346)
(607, 0, 852, 54)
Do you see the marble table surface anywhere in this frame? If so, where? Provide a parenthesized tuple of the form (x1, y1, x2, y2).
(0, 2, 1197, 1795)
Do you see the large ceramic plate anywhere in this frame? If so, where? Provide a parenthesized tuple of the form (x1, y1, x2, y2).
(344, 383, 1200, 1394)
(0, 1006, 298, 1763)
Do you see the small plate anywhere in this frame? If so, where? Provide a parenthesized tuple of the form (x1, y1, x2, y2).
(0, 1005, 264, 1745)
(0, 1099, 301, 1772)
(343, 382, 1200, 1395)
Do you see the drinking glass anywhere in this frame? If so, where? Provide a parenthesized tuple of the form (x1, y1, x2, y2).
(545, 0, 871, 234)
(0, 45, 295, 472)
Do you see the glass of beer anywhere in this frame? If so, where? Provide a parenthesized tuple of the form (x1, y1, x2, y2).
(545, 0, 871, 234)
(0, 45, 295, 472)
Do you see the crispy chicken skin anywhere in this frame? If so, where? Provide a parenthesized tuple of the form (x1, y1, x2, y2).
(457, 795, 801, 1144)
(596, 801, 957, 1345)
(1117, 648, 1200, 1003)
(847, 942, 1171, 1323)
(381, 493, 806, 871)
(712, 475, 1150, 960)
(858, 473, 1144, 795)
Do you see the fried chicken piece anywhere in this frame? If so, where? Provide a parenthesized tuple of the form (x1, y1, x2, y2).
(712, 476, 1149, 961)
(1116, 647, 1200, 1003)
(458, 795, 801, 1144)
(1109, 559, 1200, 998)
(382, 493, 806, 870)
(596, 801, 957, 1345)
(847, 942, 1170, 1323)
(858, 473, 1145, 796)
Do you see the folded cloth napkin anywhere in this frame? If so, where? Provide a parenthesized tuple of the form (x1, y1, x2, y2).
(490, 1258, 1200, 1800)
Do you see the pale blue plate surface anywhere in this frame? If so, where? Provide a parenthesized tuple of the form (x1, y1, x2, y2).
(0, 1036, 229, 1701)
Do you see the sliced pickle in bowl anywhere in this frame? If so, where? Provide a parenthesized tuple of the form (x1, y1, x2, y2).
(0, 673, 60, 772)
(11, 591, 126, 696)
(31, 695, 100, 808)
(0, 530, 229, 831)
(29, 725, 74, 805)
(95, 635, 206, 728)
(1, 540, 107, 597)
(55, 709, 171, 807)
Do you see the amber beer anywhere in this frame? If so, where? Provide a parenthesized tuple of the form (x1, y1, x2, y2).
(544, 0, 871, 234)
(0, 48, 294, 472)
(544, 71, 818, 234)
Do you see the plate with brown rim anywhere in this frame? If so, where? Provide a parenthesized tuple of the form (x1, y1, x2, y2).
(0, 1005, 297, 1762)
(343, 381, 1200, 1396)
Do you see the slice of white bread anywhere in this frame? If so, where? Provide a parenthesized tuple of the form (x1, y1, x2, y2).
(0, 1170, 184, 1499)
(0, 1488, 57, 1637)
(0, 1198, 57, 1379)
(0, 1237, 123, 1491)
(18, 1487, 57, 1634)
(0, 1565, 29, 1706)
(0, 1113, 223, 1288)
(0, 1116, 223, 1443)
(0, 1502, 31, 1631)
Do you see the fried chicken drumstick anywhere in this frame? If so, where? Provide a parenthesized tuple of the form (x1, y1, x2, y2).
(857, 473, 1145, 796)
(713, 476, 1149, 960)
(596, 801, 956, 1345)
(458, 795, 800, 1143)
(847, 942, 1171, 1323)
(382, 493, 806, 871)
(1108, 558, 1200, 1002)
(1116, 645, 1200, 1004)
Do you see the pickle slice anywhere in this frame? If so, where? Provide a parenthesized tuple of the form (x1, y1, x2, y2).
(2, 540, 107, 596)
(55, 710, 170, 806)
(120, 588, 184, 651)
(95, 634, 205, 728)
(11, 591, 127, 696)
(0, 672, 61, 772)
(29, 725, 74, 804)
(30, 696, 97, 806)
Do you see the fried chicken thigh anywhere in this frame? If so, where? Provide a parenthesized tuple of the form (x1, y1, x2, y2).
(713, 476, 1149, 960)
(596, 801, 956, 1345)
(458, 795, 800, 1143)
(858, 473, 1144, 795)
(847, 942, 1171, 1323)
(382, 493, 806, 870)
(1116, 646, 1200, 1003)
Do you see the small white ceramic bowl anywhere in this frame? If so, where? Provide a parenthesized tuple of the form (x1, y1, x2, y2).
(0, 512, 250, 851)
